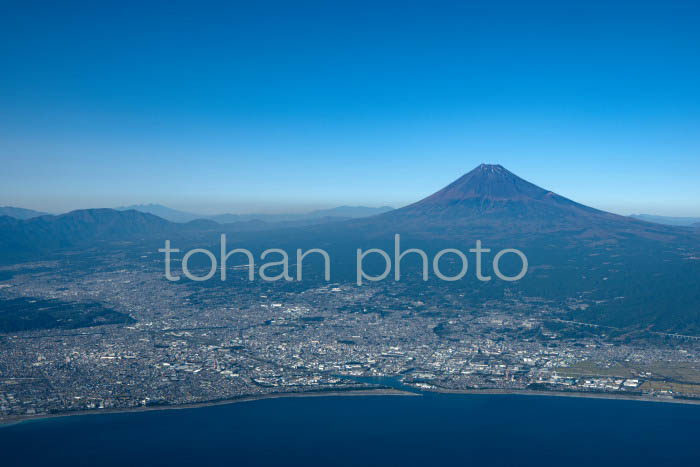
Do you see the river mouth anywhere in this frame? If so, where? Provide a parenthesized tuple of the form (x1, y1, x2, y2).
(336, 374, 425, 394)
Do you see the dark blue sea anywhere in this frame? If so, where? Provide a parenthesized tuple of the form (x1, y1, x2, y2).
(2, 393, 699, 466)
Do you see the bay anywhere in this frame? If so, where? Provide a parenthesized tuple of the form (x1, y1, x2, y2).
(2, 393, 699, 466)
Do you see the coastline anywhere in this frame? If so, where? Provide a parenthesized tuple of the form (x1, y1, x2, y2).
(0, 387, 418, 426)
(3, 386, 700, 427)
(429, 387, 700, 406)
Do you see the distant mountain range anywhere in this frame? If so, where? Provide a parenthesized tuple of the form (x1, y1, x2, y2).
(0, 209, 176, 262)
(0, 205, 392, 262)
(0, 164, 692, 258)
(0, 206, 49, 220)
(1, 164, 698, 334)
(0, 204, 393, 224)
(116, 204, 394, 223)
(630, 214, 700, 226)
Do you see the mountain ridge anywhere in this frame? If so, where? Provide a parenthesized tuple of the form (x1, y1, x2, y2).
(1, 165, 691, 257)
(117, 204, 394, 224)
(630, 214, 700, 226)
(0, 206, 50, 220)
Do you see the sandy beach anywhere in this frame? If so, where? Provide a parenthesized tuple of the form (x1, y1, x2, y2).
(4, 385, 700, 427)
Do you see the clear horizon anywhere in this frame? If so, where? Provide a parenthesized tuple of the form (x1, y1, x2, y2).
(4, 169, 700, 218)
(2, 2, 699, 216)
(2, 161, 698, 218)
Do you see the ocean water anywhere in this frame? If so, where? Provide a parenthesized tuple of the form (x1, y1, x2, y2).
(2, 393, 699, 466)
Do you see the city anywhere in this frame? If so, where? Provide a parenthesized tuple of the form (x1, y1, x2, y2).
(2, 248, 698, 421)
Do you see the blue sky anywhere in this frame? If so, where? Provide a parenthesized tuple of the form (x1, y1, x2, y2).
(1, 1, 699, 215)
